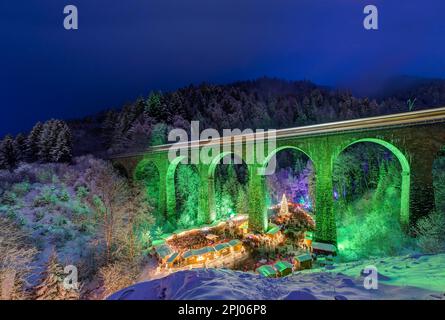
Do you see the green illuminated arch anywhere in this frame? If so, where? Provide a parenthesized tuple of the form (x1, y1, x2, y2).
(207, 151, 248, 221)
(208, 151, 244, 178)
(166, 156, 186, 221)
(262, 145, 315, 172)
(336, 138, 410, 225)
(255, 145, 315, 232)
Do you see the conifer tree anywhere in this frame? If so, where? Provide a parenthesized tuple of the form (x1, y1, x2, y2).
(145, 92, 163, 120)
(0, 135, 19, 170)
(13, 133, 26, 162)
(26, 122, 44, 162)
(50, 122, 72, 162)
(34, 251, 79, 300)
(37, 120, 58, 162)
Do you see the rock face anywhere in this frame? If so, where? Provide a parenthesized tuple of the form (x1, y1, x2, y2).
(107, 254, 445, 300)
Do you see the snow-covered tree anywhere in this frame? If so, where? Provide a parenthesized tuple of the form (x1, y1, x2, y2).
(50, 122, 72, 162)
(0, 135, 19, 170)
(144, 91, 163, 120)
(13, 133, 27, 162)
(37, 120, 58, 162)
(28, 120, 73, 163)
(26, 122, 44, 162)
(34, 251, 79, 300)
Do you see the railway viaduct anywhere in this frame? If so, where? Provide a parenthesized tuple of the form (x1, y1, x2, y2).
(111, 107, 445, 244)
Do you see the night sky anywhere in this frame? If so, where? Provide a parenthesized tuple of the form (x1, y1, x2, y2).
(0, 0, 444, 136)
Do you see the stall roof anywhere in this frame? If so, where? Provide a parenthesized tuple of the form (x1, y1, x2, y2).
(154, 244, 173, 259)
(295, 254, 312, 263)
(183, 250, 194, 259)
(304, 231, 314, 240)
(215, 242, 231, 251)
(312, 242, 337, 253)
(274, 261, 293, 272)
(266, 224, 280, 235)
(167, 252, 179, 263)
(257, 265, 277, 277)
(228, 239, 242, 247)
(194, 246, 215, 256)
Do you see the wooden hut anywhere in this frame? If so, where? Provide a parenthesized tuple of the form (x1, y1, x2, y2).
(182, 249, 197, 265)
(266, 224, 281, 238)
(257, 265, 277, 278)
(294, 253, 313, 270)
(153, 244, 174, 264)
(166, 252, 180, 268)
(311, 242, 337, 256)
(194, 246, 216, 262)
(303, 231, 313, 248)
(274, 261, 293, 277)
(215, 242, 231, 256)
(228, 239, 243, 252)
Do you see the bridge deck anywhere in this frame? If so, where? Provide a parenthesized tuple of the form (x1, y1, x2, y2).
(111, 106, 445, 158)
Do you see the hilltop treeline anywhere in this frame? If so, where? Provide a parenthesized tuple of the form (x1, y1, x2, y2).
(3, 77, 445, 161)
(0, 119, 72, 171)
(98, 77, 445, 154)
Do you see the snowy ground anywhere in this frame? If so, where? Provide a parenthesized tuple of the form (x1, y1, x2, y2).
(108, 253, 445, 300)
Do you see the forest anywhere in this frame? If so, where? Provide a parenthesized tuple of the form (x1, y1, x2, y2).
(1, 77, 445, 299)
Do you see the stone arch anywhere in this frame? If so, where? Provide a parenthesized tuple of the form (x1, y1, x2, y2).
(166, 156, 186, 222)
(335, 138, 410, 225)
(207, 151, 249, 221)
(245, 145, 317, 233)
(208, 151, 246, 179)
(262, 145, 316, 173)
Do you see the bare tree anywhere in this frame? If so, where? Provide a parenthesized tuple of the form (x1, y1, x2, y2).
(0, 216, 37, 300)
(87, 161, 130, 262)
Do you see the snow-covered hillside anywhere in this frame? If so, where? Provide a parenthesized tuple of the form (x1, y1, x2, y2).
(108, 254, 445, 300)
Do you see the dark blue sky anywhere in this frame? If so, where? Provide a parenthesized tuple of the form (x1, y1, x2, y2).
(1, 0, 444, 136)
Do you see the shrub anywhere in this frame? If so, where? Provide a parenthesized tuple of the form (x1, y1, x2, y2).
(34, 210, 45, 222)
(17, 215, 26, 226)
(72, 201, 90, 218)
(47, 225, 74, 245)
(6, 209, 17, 220)
(36, 169, 54, 184)
(153, 226, 164, 240)
(53, 215, 68, 227)
(58, 188, 70, 202)
(177, 213, 194, 230)
(414, 210, 445, 254)
(76, 186, 89, 200)
(139, 230, 152, 249)
(11, 182, 31, 197)
(1, 191, 17, 206)
(33, 186, 58, 207)
(99, 261, 139, 299)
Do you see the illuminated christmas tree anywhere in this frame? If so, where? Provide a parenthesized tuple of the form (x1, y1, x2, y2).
(279, 194, 289, 217)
